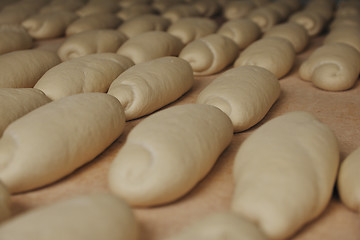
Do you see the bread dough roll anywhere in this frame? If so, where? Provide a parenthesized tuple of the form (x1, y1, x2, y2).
(276, 0, 302, 11)
(0, 181, 10, 223)
(0, 49, 61, 88)
(116, 31, 184, 64)
(338, 147, 360, 212)
(39, 0, 85, 13)
(152, 0, 183, 13)
(0, 88, 51, 137)
(192, 0, 220, 17)
(22, 11, 78, 39)
(57, 29, 128, 61)
(232, 111, 339, 240)
(179, 34, 239, 76)
(108, 104, 233, 206)
(266, 1, 292, 21)
(34, 53, 134, 100)
(108, 56, 193, 120)
(162, 4, 201, 23)
(167, 17, 218, 44)
(223, 0, 255, 20)
(247, 6, 281, 32)
(217, 19, 261, 49)
(166, 212, 267, 240)
(0, 93, 126, 193)
(0, 25, 33, 54)
(288, 10, 326, 37)
(234, 37, 295, 78)
(66, 13, 122, 36)
(76, 0, 119, 16)
(299, 43, 360, 91)
(116, 3, 155, 21)
(197, 66, 280, 132)
(336, 1, 360, 17)
(0, 193, 138, 240)
(118, 14, 171, 38)
(304, 0, 334, 22)
(330, 15, 360, 29)
(324, 26, 360, 53)
(263, 22, 309, 53)
(0, 1, 43, 25)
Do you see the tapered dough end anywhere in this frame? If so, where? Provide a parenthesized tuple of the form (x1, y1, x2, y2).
(179, 40, 213, 73)
(337, 147, 360, 212)
(289, 11, 325, 37)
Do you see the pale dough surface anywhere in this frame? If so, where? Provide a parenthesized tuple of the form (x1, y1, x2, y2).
(108, 104, 233, 207)
(0, 193, 138, 240)
(234, 37, 295, 78)
(324, 26, 360, 53)
(116, 31, 184, 64)
(222, 0, 255, 20)
(247, 6, 281, 32)
(0, 88, 51, 137)
(197, 66, 280, 132)
(0, 93, 125, 193)
(0, 181, 10, 223)
(0, 49, 61, 88)
(76, 0, 119, 16)
(192, 0, 220, 17)
(0, 25, 33, 55)
(162, 4, 201, 23)
(58, 29, 128, 61)
(116, 3, 155, 21)
(179, 34, 239, 76)
(299, 42, 360, 91)
(108, 56, 193, 120)
(166, 211, 267, 240)
(288, 10, 326, 37)
(232, 111, 339, 240)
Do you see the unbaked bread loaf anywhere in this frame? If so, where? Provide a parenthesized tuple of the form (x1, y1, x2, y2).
(222, 0, 255, 20)
(22, 10, 78, 39)
(76, 0, 119, 16)
(324, 26, 360, 53)
(0, 181, 10, 223)
(0, 25, 33, 55)
(108, 56, 193, 120)
(234, 37, 295, 78)
(116, 31, 184, 64)
(0, 193, 139, 240)
(116, 3, 155, 21)
(263, 22, 309, 53)
(57, 29, 128, 61)
(217, 19, 261, 49)
(0, 49, 61, 88)
(299, 43, 360, 91)
(247, 6, 281, 32)
(197, 66, 280, 132)
(0, 93, 126, 193)
(0, 1, 45, 25)
(232, 111, 339, 239)
(162, 4, 201, 23)
(179, 34, 239, 76)
(288, 10, 326, 37)
(266, 1, 292, 21)
(337, 146, 360, 212)
(192, 0, 220, 17)
(0, 88, 51, 136)
(108, 104, 233, 206)
(34, 53, 134, 100)
(39, 0, 85, 13)
(167, 17, 218, 44)
(66, 13, 122, 36)
(166, 212, 267, 240)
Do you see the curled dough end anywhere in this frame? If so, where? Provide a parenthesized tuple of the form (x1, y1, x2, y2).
(107, 84, 134, 120)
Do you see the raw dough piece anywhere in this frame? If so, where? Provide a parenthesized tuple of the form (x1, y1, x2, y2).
(263, 22, 309, 53)
(196, 66, 280, 132)
(288, 10, 326, 37)
(299, 43, 360, 91)
(232, 111, 339, 240)
(116, 31, 184, 64)
(76, 0, 119, 16)
(276, 0, 302, 11)
(324, 26, 360, 53)
(330, 15, 360, 29)
(0, 93, 126, 193)
(266, 1, 292, 21)
(34, 53, 134, 100)
(167, 17, 218, 44)
(0, 88, 51, 137)
(336, 0, 360, 17)
(0, 49, 61, 88)
(57, 29, 128, 61)
(166, 212, 267, 240)
(192, 0, 220, 17)
(118, 14, 171, 38)
(22, 11, 78, 39)
(152, 0, 183, 13)
(116, 3, 155, 21)
(217, 19, 261, 49)
(66, 13, 122, 36)
(304, 0, 334, 22)
(179, 34, 239, 76)
(108, 56, 193, 120)
(0, 1, 45, 25)
(247, 6, 281, 32)
(0, 193, 138, 240)
(338, 147, 360, 212)
(234, 37, 295, 78)
(0, 25, 33, 55)
(0, 181, 10, 222)
(39, 0, 85, 13)
(222, 0, 255, 20)
(108, 104, 233, 206)
(162, 4, 201, 23)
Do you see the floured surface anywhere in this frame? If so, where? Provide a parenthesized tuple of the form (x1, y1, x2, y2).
(10, 36, 360, 240)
